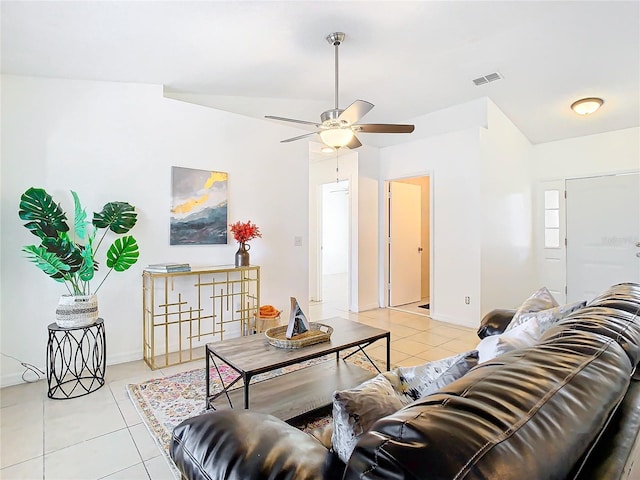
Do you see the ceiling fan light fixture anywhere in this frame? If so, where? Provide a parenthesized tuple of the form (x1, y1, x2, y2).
(571, 97, 604, 115)
(319, 127, 354, 148)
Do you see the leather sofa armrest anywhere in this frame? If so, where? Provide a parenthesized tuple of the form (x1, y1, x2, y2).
(170, 410, 343, 480)
(476, 309, 517, 339)
(573, 378, 640, 479)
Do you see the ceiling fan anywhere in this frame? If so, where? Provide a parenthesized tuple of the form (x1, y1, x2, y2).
(265, 32, 415, 149)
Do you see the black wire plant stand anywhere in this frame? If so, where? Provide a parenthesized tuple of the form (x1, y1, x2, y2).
(47, 318, 106, 399)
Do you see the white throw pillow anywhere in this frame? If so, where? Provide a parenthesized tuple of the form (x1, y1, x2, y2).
(477, 317, 542, 363)
(331, 373, 404, 463)
(506, 287, 559, 331)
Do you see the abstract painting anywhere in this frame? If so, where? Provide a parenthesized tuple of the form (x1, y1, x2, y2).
(170, 167, 228, 245)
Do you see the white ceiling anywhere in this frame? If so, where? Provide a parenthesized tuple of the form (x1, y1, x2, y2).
(2, 1, 639, 147)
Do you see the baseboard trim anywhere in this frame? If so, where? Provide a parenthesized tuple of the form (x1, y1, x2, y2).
(1, 350, 144, 388)
(356, 302, 381, 313)
(106, 350, 143, 366)
(0, 371, 37, 388)
(430, 312, 477, 329)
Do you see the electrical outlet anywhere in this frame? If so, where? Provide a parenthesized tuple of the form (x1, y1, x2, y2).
(294, 236, 303, 247)
(465, 296, 470, 305)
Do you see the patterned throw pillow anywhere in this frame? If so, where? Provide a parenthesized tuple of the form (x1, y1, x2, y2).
(506, 287, 559, 331)
(516, 300, 587, 334)
(384, 351, 479, 405)
(331, 374, 404, 463)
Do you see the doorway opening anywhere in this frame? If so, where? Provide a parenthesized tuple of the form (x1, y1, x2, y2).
(311, 179, 350, 317)
(386, 175, 432, 317)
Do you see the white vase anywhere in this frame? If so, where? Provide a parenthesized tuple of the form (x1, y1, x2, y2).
(55, 294, 99, 328)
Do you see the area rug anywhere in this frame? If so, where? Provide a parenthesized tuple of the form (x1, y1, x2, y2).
(127, 351, 378, 477)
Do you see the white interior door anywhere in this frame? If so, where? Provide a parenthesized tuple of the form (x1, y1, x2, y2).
(389, 182, 422, 306)
(566, 173, 640, 303)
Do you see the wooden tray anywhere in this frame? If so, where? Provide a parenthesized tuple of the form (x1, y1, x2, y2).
(265, 322, 333, 349)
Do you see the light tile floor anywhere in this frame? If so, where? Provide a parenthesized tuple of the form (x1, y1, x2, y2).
(0, 304, 478, 480)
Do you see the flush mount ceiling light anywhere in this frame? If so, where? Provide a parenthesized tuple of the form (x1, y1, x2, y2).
(571, 97, 604, 115)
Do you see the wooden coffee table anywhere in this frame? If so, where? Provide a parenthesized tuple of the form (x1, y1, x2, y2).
(205, 317, 390, 421)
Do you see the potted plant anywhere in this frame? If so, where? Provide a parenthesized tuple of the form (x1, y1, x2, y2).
(18, 187, 140, 328)
(229, 220, 261, 267)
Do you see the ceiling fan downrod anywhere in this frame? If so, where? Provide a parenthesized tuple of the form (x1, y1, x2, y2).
(327, 32, 345, 115)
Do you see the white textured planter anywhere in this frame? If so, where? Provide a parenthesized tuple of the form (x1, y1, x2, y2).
(55, 294, 99, 328)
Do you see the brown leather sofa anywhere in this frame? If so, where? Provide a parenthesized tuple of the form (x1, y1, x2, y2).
(170, 283, 640, 480)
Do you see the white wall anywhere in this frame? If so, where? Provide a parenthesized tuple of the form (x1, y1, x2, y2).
(380, 128, 483, 327)
(0, 75, 310, 386)
(479, 100, 536, 312)
(354, 145, 380, 312)
(532, 127, 640, 180)
(380, 98, 539, 326)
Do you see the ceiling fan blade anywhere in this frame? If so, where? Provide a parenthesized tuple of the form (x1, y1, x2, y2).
(280, 131, 319, 143)
(338, 100, 374, 125)
(355, 124, 415, 134)
(346, 135, 362, 149)
(265, 115, 321, 132)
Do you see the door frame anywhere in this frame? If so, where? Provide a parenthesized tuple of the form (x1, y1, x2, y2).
(383, 171, 434, 310)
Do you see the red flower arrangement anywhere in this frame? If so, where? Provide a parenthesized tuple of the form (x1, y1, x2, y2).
(229, 220, 262, 244)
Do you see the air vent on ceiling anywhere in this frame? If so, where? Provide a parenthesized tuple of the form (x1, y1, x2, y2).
(473, 72, 503, 86)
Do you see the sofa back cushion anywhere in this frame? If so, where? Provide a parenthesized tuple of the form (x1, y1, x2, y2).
(544, 306, 640, 367)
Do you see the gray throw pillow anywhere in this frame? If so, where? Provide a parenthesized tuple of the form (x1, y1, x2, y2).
(506, 287, 559, 331)
(331, 373, 404, 463)
(516, 300, 586, 334)
(384, 350, 479, 405)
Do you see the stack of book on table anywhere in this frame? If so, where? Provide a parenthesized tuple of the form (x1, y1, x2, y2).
(144, 263, 191, 273)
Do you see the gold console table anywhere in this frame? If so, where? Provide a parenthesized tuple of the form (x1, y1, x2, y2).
(142, 265, 260, 370)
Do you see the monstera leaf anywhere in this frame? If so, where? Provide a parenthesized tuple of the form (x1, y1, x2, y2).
(41, 236, 86, 275)
(21, 245, 70, 281)
(93, 202, 137, 234)
(18, 187, 69, 239)
(106, 236, 139, 272)
(72, 190, 91, 241)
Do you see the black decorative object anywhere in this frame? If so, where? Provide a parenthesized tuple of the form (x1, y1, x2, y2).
(47, 318, 106, 399)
